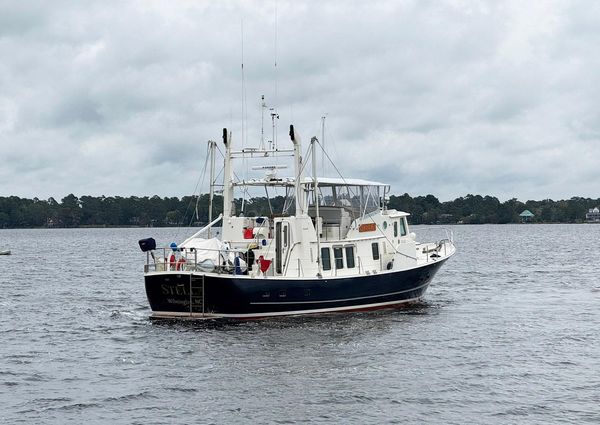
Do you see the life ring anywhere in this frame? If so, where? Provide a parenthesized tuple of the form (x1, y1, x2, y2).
(176, 257, 186, 271)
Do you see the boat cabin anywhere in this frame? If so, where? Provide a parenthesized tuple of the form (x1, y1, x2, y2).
(217, 175, 416, 279)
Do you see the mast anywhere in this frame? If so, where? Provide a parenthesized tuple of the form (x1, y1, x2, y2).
(222, 128, 235, 219)
(271, 109, 279, 150)
(311, 136, 323, 277)
(207, 140, 216, 237)
(321, 115, 326, 176)
(260, 95, 266, 149)
(289, 125, 306, 216)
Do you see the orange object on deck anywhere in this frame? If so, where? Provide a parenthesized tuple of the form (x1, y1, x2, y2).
(359, 223, 377, 232)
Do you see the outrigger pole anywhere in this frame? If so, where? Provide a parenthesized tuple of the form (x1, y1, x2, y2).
(222, 128, 235, 219)
(180, 213, 223, 246)
(289, 125, 306, 216)
(207, 139, 216, 238)
(311, 135, 323, 278)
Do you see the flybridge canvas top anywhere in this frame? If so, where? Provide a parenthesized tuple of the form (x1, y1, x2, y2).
(231, 175, 387, 218)
(234, 176, 390, 189)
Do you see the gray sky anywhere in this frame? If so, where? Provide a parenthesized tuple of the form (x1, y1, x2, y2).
(1, 0, 599, 202)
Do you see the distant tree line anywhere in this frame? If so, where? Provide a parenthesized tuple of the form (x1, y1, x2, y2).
(0, 193, 598, 228)
(388, 194, 600, 224)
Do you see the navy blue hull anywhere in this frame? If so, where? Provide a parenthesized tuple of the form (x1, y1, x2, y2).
(144, 259, 446, 318)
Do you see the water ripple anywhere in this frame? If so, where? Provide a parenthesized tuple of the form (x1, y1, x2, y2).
(1, 225, 599, 424)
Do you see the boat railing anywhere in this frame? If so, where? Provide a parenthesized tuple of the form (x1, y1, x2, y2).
(412, 226, 454, 244)
(144, 246, 254, 275)
(283, 242, 302, 276)
(412, 226, 455, 262)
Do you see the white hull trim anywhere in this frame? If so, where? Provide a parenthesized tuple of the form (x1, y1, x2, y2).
(150, 295, 423, 319)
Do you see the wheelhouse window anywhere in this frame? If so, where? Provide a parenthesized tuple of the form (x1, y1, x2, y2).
(400, 218, 407, 236)
(345, 246, 355, 269)
(393, 221, 398, 237)
(371, 242, 380, 260)
(321, 247, 331, 271)
(333, 247, 344, 269)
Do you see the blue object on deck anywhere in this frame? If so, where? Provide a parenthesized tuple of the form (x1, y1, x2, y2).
(170, 242, 178, 251)
(234, 256, 242, 275)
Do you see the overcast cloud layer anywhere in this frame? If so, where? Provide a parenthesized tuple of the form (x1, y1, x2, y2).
(1, 0, 599, 201)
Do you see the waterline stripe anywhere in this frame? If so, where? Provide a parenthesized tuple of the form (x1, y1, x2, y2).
(249, 281, 430, 305)
(151, 296, 422, 319)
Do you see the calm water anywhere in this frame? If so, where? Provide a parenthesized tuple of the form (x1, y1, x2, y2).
(1, 225, 599, 424)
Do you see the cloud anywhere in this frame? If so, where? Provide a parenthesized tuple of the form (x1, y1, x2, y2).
(0, 0, 599, 201)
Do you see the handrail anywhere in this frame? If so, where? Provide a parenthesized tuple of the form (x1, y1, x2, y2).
(412, 226, 454, 244)
(414, 237, 455, 263)
(282, 241, 301, 276)
(147, 245, 252, 274)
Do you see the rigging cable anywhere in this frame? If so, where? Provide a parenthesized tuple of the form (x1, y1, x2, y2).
(274, 0, 278, 128)
(170, 142, 211, 244)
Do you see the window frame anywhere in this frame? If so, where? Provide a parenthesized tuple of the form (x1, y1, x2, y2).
(345, 245, 355, 269)
(371, 242, 380, 260)
(333, 246, 344, 270)
(321, 247, 331, 271)
(400, 218, 407, 236)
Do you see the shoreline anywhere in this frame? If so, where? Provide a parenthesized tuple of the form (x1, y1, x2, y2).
(1, 222, 599, 230)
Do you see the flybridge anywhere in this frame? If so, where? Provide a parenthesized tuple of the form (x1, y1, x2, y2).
(212, 122, 392, 221)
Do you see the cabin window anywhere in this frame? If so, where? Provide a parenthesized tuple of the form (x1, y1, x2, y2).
(275, 222, 282, 274)
(371, 242, 380, 260)
(393, 221, 398, 237)
(400, 218, 407, 236)
(321, 247, 331, 271)
(345, 246, 355, 269)
(333, 247, 344, 269)
(283, 225, 288, 247)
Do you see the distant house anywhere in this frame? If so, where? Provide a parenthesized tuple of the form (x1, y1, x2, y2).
(586, 207, 600, 222)
(519, 209, 534, 223)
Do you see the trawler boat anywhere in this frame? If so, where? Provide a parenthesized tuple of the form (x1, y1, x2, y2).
(140, 125, 455, 319)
